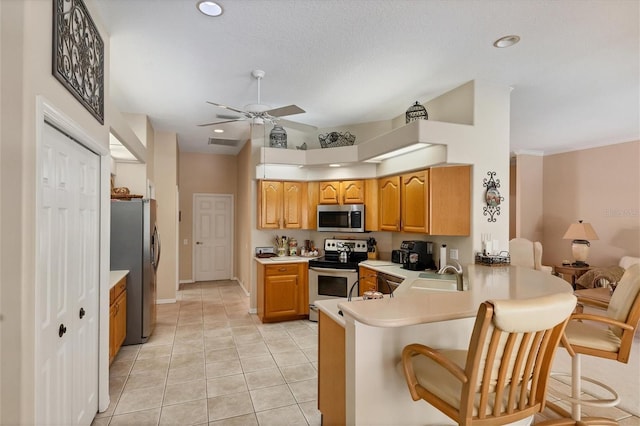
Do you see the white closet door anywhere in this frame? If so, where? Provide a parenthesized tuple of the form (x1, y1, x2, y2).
(36, 123, 100, 426)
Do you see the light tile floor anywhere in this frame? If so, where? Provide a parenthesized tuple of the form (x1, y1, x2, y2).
(93, 280, 640, 425)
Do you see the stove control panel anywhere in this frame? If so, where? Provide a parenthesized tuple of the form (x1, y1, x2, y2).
(323, 238, 369, 253)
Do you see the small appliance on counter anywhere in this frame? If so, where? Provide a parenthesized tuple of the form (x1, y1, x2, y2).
(399, 240, 435, 271)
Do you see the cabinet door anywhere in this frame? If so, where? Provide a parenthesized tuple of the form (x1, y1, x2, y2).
(364, 179, 379, 231)
(264, 274, 299, 319)
(114, 291, 127, 353)
(109, 304, 117, 363)
(282, 181, 305, 229)
(258, 181, 283, 229)
(430, 165, 471, 236)
(401, 170, 429, 233)
(319, 181, 341, 204)
(358, 266, 378, 297)
(340, 180, 365, 204)
(378, 176, 401, 231)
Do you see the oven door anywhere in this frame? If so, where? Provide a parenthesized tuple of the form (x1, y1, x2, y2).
(308, 266, 358, 321)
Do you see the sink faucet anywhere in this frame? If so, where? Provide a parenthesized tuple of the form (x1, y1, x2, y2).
(438, 259, 464, 291)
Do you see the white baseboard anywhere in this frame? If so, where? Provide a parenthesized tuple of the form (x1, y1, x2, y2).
(179, 279, 194, 284)
(248, 308, 257, 314)
(156, 298, 177, 304)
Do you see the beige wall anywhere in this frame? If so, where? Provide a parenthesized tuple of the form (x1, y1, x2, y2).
(235, 141, 253, 293)
(154, 131, 179, 300)
(513, 154, 544, 242)
(0, 0, 112, 422)
(178, 152, 238, 281)
(542, 140, 640, 266)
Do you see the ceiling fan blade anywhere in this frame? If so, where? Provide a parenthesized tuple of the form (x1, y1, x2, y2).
(278, 118, 318, 132)
(197, 119, 244, 127)
(206, 101, 248, 116)
(266, 104, 305, 117)
(216, 113, 244, 120)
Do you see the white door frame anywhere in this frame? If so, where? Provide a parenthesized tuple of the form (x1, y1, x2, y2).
(192, 193, 234, 282)
(36, 96, 111, 414)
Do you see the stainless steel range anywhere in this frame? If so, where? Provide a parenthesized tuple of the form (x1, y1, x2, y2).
(308, 238, 369, 321)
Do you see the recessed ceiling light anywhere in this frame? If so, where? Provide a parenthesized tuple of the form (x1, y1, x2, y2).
(197, 1, 223, 17)
(493, 35, 520, 48)
(329, 164, 341, 168)
(213, 129, 224, 133)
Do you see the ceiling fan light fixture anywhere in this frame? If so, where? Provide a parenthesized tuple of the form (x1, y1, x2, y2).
(493, 35, 520, 48)
(197, 1, 223, 17)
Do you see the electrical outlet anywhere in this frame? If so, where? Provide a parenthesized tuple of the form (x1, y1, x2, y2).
(450, 248, 458, 260)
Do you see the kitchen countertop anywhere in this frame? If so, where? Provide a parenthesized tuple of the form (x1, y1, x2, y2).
(109, 270, 129, 289)
(315, 264, 572, 328)
(254, 255, 319, 265)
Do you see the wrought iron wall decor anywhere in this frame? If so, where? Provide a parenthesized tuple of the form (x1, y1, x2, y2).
(482, 171, 504, 222)
(53, 0, 105, 124)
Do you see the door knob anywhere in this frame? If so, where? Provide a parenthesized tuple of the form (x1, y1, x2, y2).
(58, 323, 67, 338)
(79, 307, 86, 319)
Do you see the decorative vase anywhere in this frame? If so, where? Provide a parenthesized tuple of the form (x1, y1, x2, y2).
(405, 101, 428, 123)
(269, 125, 287, 148)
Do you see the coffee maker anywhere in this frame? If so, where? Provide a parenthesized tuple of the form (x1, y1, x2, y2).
(400, 240, 435, 271)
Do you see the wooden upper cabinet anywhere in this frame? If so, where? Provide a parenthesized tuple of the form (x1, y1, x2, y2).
(318, 180, 365, 204)
(378, 175, 401, 231)
(401, 170, 429, 233)
(429, 165, 471, 236)
(364, 179, 379, 231)
(282, 181, 305, 229)
(258, 180, 307, 229)
(258, 181, 283, 229)
(340, 180, 365, 204)
(319, 181, 341, 204)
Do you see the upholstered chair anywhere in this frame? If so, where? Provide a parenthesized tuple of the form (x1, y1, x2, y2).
(401, 293, 577, 425)
(509, 238, 553, 273)
(547, 263, 640, 423)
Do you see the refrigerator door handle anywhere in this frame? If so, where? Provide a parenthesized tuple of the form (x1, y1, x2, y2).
(152, 226, 161, 270)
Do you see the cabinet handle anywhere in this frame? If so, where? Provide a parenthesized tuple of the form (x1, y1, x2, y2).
(58, 323, 67, 338)
(79, 307, 86, 319)
(278, 267, 287, 272)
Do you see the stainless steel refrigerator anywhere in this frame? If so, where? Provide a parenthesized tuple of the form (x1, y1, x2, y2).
(110, 199, 160, 345)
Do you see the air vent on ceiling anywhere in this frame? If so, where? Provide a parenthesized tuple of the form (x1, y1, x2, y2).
(208, 137, 238, 147)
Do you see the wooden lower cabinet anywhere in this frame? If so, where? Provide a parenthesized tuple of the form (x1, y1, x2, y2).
(318, 310, 345, 426)
(257, 262, 308, 322)
(358, 265, 378, 297)
(109, 276, 127, 365)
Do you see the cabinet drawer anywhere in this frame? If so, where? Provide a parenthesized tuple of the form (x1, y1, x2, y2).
(265, 264, 300, 276)
(110, 276, 127, 304)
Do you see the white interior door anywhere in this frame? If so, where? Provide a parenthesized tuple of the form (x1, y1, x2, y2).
(36, 123, 99, 425)
(194, 194, 233, 281)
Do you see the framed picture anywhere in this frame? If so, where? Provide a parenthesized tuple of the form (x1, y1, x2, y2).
(52, 0, 104, 124)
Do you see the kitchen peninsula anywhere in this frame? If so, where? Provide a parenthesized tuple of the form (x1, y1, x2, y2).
(316, 264, 573, 425)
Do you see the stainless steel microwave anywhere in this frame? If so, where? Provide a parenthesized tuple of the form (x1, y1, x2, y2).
(317, 204, 365, 233)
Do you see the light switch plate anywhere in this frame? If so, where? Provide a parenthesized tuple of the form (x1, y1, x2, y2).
(450, 249, 458, 260)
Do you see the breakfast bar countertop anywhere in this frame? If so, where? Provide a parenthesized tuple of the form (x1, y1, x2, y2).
(327, 264, 573, 328)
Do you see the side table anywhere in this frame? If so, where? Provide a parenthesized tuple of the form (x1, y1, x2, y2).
(554, 264, 592, 289)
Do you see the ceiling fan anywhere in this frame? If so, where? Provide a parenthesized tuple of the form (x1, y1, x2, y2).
(199, 69, 317, 132)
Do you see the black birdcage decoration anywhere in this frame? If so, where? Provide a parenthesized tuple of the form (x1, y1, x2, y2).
(405, 101, 428, 124)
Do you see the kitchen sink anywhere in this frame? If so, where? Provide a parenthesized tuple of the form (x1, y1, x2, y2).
(409, 272, 462, 291)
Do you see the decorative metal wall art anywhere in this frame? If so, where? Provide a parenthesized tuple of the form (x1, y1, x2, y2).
(405, 101, 428, 123)
(53, 0, 105, 124)
(482, 171, 504, 222)
(318, 131, 356, 148)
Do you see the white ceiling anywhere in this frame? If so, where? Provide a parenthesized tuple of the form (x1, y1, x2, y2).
(94, 0, 639, 157)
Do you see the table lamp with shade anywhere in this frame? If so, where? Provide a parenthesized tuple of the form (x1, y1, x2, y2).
(563, 220, 599, 267)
